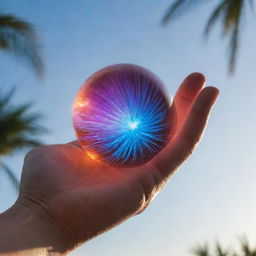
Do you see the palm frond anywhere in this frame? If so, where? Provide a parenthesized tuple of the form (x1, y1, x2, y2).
(228, 21, 239, 73)
(0, 89, 45, 156)
(0, 162, 19, 191)
(223, 0, 244, 73)
(239, 236, 256, 256)
(162, 0, 249, 74)
(161, 0, 206, 25)
(216, 242, 229, 256)
(161, 0, 185, 25)
(204, 0, 245, 73)
(222, 0, 243, 33)
(192, 243, 210, 256)
(0, 14, 44, 77)
(204, 1, 228, 37)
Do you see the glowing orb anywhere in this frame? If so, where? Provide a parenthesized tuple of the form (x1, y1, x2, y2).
(72, 64, 173, 167)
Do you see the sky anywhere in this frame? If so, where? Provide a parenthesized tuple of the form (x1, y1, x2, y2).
(1, 1, 256, 256)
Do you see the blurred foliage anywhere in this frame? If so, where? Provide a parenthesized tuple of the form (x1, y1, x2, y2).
(0, 13, 45, 192)
(193, 243, 210, 256)
(239, 237, 256, 256)
(161, 0, 253, 74)
(0, 14, 44, 76)
(0, 89, 44, 191)
(0, 89, 44, 156)
(192, 236, 256, 256)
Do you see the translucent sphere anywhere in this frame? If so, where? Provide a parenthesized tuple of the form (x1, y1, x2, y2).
(72, 64, 173, 167)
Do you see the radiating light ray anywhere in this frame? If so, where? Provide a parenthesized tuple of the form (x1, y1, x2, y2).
(73, 64, 173, 167)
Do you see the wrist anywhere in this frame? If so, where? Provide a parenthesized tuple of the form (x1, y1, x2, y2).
(0, 201, 72, 256)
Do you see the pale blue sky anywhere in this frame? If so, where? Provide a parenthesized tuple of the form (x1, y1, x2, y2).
(1, 1, 256, 256)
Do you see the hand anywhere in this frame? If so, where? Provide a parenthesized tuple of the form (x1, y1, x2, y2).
(0, 73, 219, 255)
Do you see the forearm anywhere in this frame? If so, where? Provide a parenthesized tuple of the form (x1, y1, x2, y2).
(0, 202, 69, 256)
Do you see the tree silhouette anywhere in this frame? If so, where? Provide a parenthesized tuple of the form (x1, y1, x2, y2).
(216, 243, 229, 256)
(192, 243, 211, 256)
(161, 0, 252, 74)
(192, 236, 256, 256)
(239, 236, 256, 256)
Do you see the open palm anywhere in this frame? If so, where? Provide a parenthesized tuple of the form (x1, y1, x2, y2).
(17, 73, 219, 251)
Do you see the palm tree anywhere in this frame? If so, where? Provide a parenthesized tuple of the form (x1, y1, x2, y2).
(0, 13, 44, 192)
(0, 14, 43, 76)
(0, 89, 44, 191)
(161, 0, 253, 74)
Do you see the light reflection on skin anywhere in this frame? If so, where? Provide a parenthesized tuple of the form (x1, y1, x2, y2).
(86, 151, 98, 161)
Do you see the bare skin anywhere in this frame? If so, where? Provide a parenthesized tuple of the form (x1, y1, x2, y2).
(0, 73, 219, 255)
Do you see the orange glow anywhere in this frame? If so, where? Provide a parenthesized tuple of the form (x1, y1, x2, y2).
(76, 100, 89, 108)
(87, 151, 99, 161)
(73, 93, 90, 110)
